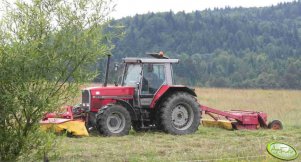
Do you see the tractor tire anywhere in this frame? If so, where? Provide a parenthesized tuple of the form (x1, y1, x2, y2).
(158, 92, 200, 135)
(96, 104, 131, 136)
(268, 120, 283, 130)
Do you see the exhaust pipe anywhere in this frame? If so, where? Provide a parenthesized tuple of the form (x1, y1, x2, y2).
(103, 54, 111, 87)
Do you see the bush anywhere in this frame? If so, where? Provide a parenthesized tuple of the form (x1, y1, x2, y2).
(0, 0, 115, 161)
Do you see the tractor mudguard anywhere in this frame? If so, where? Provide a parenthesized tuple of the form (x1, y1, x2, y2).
(115, 99, 138, 120)
(96, 100, 137, 121)
(150, 85, 197, 109)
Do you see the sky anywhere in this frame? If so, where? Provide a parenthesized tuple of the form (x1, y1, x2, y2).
(110, 0, 295, 19)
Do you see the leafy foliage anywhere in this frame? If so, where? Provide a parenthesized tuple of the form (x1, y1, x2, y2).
(111, 1, 301, 89)
(0, 0, 113, 161)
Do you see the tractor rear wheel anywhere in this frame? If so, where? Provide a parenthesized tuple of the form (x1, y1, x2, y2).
(158, 92, 200, 135)
(96, 104, 131, 136)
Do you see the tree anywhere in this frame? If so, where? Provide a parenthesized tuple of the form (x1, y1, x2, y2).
(0, 0, 114, 161)
(111, 1, 301, 89)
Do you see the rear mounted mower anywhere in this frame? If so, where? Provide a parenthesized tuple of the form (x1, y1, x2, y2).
(40, 53, 282, 136)
(200, 105, 282, 130)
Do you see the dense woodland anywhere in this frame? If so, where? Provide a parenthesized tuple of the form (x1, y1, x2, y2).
(103, 1, 301, 89)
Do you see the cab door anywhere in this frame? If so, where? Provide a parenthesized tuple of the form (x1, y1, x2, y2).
(122, 63, 142, 108)
(140, 64, 166, 108)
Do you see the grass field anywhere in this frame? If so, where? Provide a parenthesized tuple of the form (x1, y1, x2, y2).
(51, 88, 301, 162)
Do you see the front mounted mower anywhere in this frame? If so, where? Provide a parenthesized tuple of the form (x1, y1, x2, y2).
(40, 52, 282, 136)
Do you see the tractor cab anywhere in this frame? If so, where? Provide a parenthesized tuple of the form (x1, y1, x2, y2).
(121, 56, 179, 108)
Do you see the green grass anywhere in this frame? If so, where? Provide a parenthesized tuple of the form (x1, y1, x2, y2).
(50, 88, 301, 162)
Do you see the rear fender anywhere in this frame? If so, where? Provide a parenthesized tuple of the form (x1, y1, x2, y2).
(150, 85, 197, 109)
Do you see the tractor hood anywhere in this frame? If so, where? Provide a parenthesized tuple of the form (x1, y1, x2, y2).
(82, 86, 135, 112)
(86, 86, 135, 99)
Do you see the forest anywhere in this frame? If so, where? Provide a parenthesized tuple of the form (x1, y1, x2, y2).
(102, 1, 301, 89)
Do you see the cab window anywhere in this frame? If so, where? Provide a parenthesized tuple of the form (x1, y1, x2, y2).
(142, 64, 166, 94)
(123, 64, 142, 87)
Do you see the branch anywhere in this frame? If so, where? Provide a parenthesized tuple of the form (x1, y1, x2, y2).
(50, 54, 88, 98)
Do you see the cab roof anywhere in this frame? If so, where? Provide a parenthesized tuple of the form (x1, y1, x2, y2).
(123, 57, 179, 64)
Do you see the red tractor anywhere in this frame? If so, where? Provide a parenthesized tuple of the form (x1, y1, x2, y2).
(81, 53, 201, 136)
(41, 53, 282, 136)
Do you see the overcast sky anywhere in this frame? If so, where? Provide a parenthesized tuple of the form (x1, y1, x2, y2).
(111, 0, 295, 19)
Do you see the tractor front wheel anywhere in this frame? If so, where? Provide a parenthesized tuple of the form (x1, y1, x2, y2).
(159, 92, 200, 135)
(96, 104, 131, 136)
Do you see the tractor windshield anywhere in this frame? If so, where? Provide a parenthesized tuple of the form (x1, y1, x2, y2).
(122, 64, 142, 87)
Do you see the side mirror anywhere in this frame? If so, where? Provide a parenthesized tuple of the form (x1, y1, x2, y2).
(114, 63, 120, 86)
(136, 82, 140, 88)
(114, 63, 119, 71)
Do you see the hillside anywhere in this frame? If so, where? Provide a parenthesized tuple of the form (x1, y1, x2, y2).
(107, 1, 301, 89)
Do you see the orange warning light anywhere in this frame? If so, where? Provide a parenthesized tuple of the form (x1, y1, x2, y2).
(159, 51, 164, 56)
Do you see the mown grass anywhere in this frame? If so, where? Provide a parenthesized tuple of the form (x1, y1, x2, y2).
(50, 88, 301, 162)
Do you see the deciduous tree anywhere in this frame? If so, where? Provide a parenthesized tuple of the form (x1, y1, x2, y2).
(0, 0, 114, 160)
